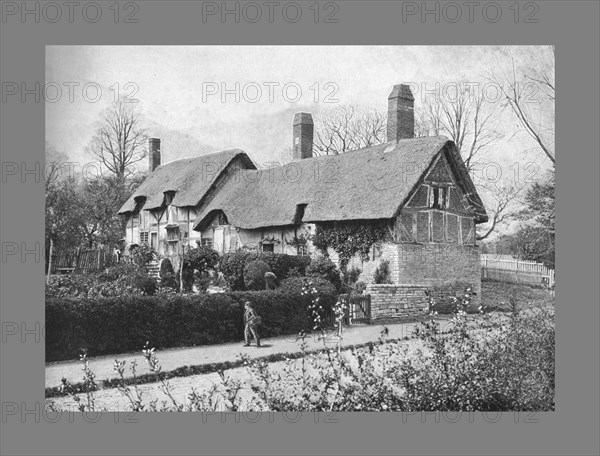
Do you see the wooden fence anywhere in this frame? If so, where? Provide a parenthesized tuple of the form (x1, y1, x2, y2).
(48, 246, 119, 275)
(481, 257, 555, 288)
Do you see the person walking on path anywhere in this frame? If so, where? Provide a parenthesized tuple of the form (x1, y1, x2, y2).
(243, 301, 261, 347)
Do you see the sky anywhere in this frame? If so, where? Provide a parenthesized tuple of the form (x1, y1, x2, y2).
(45, 45, 553, 187)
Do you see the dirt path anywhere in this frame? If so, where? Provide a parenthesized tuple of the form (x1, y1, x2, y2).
(46, 319, 445, 388)
(47, 335, 428, 412)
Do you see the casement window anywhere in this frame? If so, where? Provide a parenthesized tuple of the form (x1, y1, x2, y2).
(262, 243, 274, 253)
(166, 226, 180, 241)
(297, 244, 308, 256)
(139, 210, 149, 230)
(201, 238, 212, 247)
(428, 186, 450, 210)
(140, 232, 149, 245)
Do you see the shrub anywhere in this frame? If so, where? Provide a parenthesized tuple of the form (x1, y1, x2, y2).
(219, 252, 249, 291)
(159, 258, 175, 277)
(45, 274, 97, 299)
(343, 266, 362, 286)
(400, 303, 555, 411)
(45, 270, 144, 299)
(286, 267, 302, 278)
(306, 255, 342, 290)
(45, 287, 337, 362)
(244, 260, 272, 290)
(279, 276, 337, 297)
(195, 277, 212, 293)
(180, 267, 195, 293)
(183, 246, 220, 273)
(135, 276, 158, 296)
(355, 281, 367, 294)
(373, 259, 392, 284)
(244, 252, 311, 280)
(159, 259, 178, 290)
(98, 263, 139, 283)
(129, 243, 156, 269)
(219, 252, 311, 291)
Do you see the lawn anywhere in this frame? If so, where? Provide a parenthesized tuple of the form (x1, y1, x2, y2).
(480, 280, 555, 312)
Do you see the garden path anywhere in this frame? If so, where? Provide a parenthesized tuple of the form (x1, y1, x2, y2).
(45, 319, 444, 388)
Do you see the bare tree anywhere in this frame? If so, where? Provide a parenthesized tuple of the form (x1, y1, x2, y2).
(488, 46, 555, 164)
(476, 180, 523, 241)
(88, 98, 148, 179)
(417, 85, 503, 172)
(313, 105, 387, 155)
(45, 143, 72, 193)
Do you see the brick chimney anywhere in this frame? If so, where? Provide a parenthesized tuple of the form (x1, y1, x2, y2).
(292, 113, 314, 160)
(387, 84, 414, 142)
(149, 138, 161, 172)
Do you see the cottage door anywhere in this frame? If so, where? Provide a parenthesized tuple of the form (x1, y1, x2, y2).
(150, 232, 158, 251)
(214, 227, 224, 253)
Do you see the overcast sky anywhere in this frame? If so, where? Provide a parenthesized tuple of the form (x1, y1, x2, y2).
(46, 45, 553, 179)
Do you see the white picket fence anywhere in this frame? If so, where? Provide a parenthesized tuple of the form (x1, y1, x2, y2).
(481, 257, 555, 288)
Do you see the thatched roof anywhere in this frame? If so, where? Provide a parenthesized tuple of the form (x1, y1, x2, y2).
(118, 149, 255, 214)
(193, 136, 488, 230)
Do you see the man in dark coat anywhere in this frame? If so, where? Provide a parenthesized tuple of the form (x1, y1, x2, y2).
(243, 301, 261, 347)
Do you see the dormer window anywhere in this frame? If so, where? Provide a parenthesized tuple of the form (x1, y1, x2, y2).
(164, 191, 175, 206)
(428, 186, 449, 209)
(216, 212, 228, 226)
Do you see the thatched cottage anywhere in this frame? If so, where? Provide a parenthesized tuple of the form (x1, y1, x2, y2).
(118, 84, 488, 314)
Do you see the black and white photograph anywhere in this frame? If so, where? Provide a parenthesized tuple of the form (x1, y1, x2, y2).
(43, 45, 555, 413)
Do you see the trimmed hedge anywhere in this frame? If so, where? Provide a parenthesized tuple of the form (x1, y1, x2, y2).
(45, 288, 337, 362)
(219, 252, 311, 291)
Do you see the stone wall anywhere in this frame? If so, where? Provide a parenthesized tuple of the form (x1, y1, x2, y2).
(367, 284, 429, 322)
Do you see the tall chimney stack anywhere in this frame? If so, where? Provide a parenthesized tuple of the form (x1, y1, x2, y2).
(292, 113, 314, 160)
(149, 138, 161, 172)
(387, 84, 415, 142)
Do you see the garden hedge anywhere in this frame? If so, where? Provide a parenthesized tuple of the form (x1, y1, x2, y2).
(219, 252, 311, 291)
(45, 288, 336, 362)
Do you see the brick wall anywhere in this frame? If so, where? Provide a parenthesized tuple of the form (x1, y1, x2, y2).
(394, 243, 482, 307)
(367, 284, 429, 322)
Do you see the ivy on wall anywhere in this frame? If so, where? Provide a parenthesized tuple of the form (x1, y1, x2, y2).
(286, 233, 310, 249)
(311, 221, 389, 270)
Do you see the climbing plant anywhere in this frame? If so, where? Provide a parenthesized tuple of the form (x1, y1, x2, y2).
(311, 221, 389, 270)
(286, 233, 310, 250)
